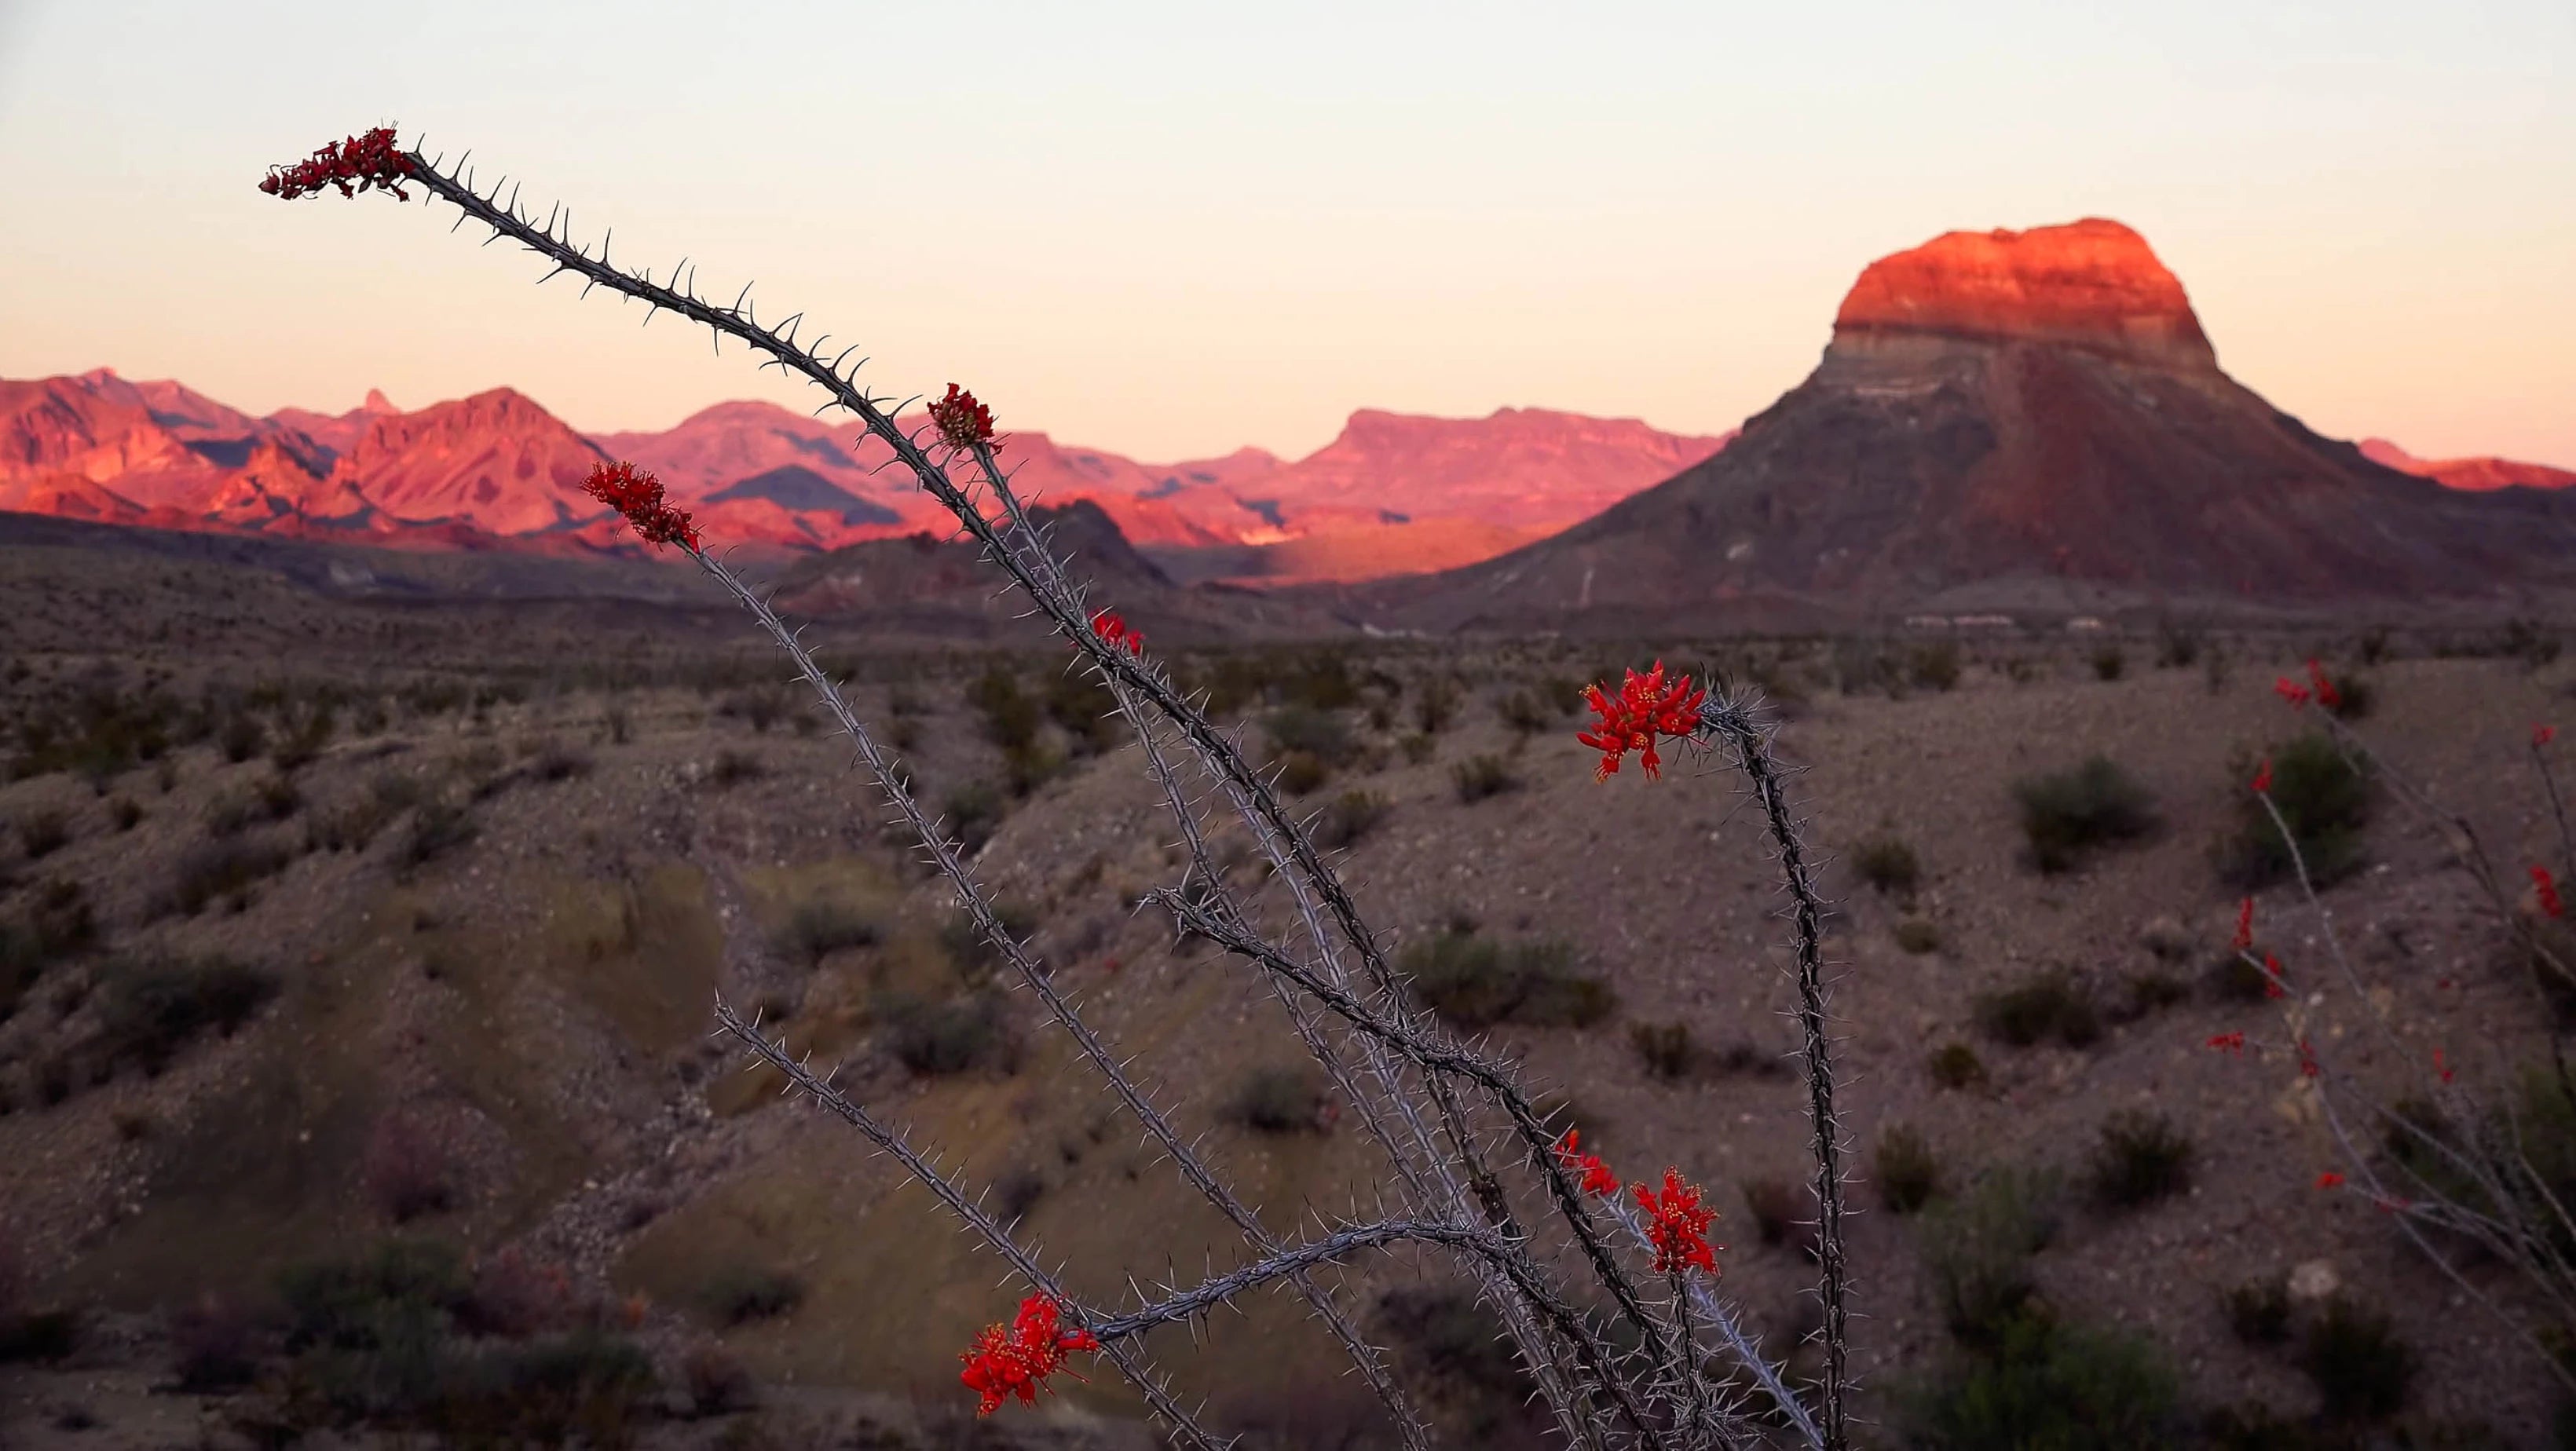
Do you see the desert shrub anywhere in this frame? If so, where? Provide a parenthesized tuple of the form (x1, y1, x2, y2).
(207, 774, 302, 836)
(1974, 970, 2100, 1050)
(170, 1293, 264, 1392)
(1265, 704, 1356, 767)
(1851, 835, 1921, 897)
(93, 956, 280, 1076)
(2090, 644, 2128, 682)
(2013, 756, 2157, 872)
(314, 772, 423, 854)
(682, 1340, 756, 1416)
(2219, 732, 2369, 889)
(1743, 1176, 1818, 1260)
(945, 780, 1006, 853)
(441, 1330, 657, 1445)
(703, 1266, 803, 1327)
(1231, 1065, 1326, 1135)
(2223, 1274, 2292, 1345)
(1399, 732, 1436, 766)
(1908, 641, 1963, 692)
(1, 880, 97, 1019)
(936, 899, 1037, 985)
(717, 686, 790, 733)
(1313, 789, 1389, 850)
(1919, 1166, 2063, 1344)
(1894, 919, 1943, 955)
(399, 798, 478, 870)
(1451, 753, 1520, 803)
(1630, 1020, 1696, 1081)
(1398, 928, 1612, 1029)
(528, 740, 594, 782)
(1272, 750, 1330, 795)
(2317, 667, 2376, 722)
(774, 897, 881, 967)
(1899, 1311, 2185, 1451)
(1928, 1041, 1986, 1091)
(1043, 666, 1119, 753)
(1375, 1285, 1530, 1408)
(1701, 1039, 1795, 1081)
(993, 1166, 1047, 1225)
(2153, 618, 2205, 670)
(710, 749, 767, 788)
(2301, 1298, 2412, 1421)
(107, 795, 141, 831)
(1411, 676, 1462, 735)
(964, 666, 1039, 752)
(219, 713, 267, 763)
(14, 807, 68, 859)
(1496, 689, 1554, 736)
(878, 993, 1019, 1077)
(169, 833, 297, 916)
(2089, 1110, 2192, 1209)
(0, 1306, 77, 1364)
(363, 1113, 458, 1224)
(2123, 970, 2190, 1014)
(1875, 1124, 1941, 1213)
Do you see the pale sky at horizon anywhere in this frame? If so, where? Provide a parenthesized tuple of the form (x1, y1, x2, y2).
(2, 1, 2570, 467)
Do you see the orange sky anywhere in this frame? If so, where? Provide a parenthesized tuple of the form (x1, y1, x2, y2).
(1, 1, 2569, 466)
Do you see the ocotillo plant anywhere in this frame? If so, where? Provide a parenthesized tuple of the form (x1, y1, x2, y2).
(2215, 662, 2576, 1394)
(262, 126, 1856, 1450)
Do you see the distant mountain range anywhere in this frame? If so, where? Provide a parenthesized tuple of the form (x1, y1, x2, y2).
(0, 366, 1732, 581)
(1333, 218, 2576, 630)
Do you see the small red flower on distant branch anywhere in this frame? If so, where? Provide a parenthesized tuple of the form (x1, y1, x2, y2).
(2231, 897, 2255, 952)
(259, 126, 416, 201)
(1089, 609, 1144, 656)
(2538, 724, 2559, 749)
(2251, 758, 2273, 794)
(2435, 1048, 2455, 1085)
(1632, 1168, 1720, 1276)
(1577, 661, 1707, 782)
(2316, 1171, 2344, 1190)
(2305, 660, 2342, 710)
(2206, 1032, 2245, 1054)
(1553, 1129, 1619, 1197)
(2263, 952, 2288, 1000)
(580, 461, 701, 551)
(2298, 1038, 2320, 1078)
(2537, 865, 2566, 920)
(2274, 677, 2311, 709)
(958, 1292, 1099, 1416)
(929, 384, 996, 451)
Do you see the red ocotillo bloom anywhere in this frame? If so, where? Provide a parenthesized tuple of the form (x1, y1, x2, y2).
(2274, 677, 2312, 709)
(2538, 724, 2559, 749)
(2316, 1171, 2345, 1190)
(580, 462, 701, 551)
(929, 384, 996, 451)
(2305, 659, 2342, 710)
(1632, 1168, 1720, 1276)
(2537, 865, 2567, 920)
(2435, 1048, 2456, 1085)
(1577, 660, 1707, 782)
(2251, 758, 2274, 795)
(2231, 897, 2255, 952)
(957, 1292, 1099, 1416)
(1553, 1129, 1619, 1197)
(2298, 1038, 2321, 1078)
(258, 125, 416, 201)
(2206, 1032, 2245, 1054)
(2263, 952, 2289, 1000)
(1089, 609, 1144, 656)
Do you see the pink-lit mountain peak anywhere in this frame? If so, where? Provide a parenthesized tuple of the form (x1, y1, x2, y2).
(1832, 217, 2217, 371)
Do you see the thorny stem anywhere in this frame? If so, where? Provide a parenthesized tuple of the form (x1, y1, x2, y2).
(1696, 688, 1851, 1451)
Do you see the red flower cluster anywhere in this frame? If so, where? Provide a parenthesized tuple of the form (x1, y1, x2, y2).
(1089, 609, 1143, 656)
(1632, 1168, 1720, 1277)
(580, 461, 702, 551)
(2538, 724, 2560, 749)
(2298, 1038, 2321, 1079)
(2231, 897, 2255, 952)
(258, 126, 416, 201)
(2251, 758, 2273, 794)
(1576, 660, 1707, 781)
(1552, 1129, 1619, 1197)
(958, 1292, 1099, 1416)
(2263, 952, 2289, 1000)
(2206, 1032, 2245, 1054)
(2435, 1047, 2455, 1085)
(2274, 677, 2311, 708)
(2537, 865, 2566, 919)
(2316, 1171, 2345, 1190)
(930, 384, 996, 450)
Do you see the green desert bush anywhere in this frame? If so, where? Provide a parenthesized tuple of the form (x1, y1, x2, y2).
(1398, 927, 1612, 1029)
(1231, 1065, 1327, 1135)
(2301, 1298, 2413, 1421)
(93, 956, 280, 1076)
(1451, 753, 1520, 803)
(2088, 1110, 2193, 1209)
(2219, 731, 2370, 889)
(1927, 1041, 1986, 1091)
(1919, 1166, 2063, 1344)
(2013, 756, 2158, 872)
(1975, 970, 2101, 1050)
(1875, 1124, 1941, 1214)
(1900, 1311, 2185, 1450)
(1851, 835, 1922, 897)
